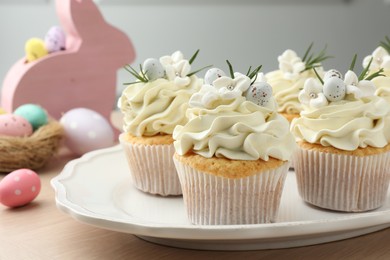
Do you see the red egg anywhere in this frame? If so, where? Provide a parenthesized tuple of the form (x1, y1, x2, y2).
(0, 169, 41, 207)
(0, 114, 33, 137)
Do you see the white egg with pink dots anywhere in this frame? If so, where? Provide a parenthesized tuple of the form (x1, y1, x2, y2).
(0, 169, 41, 208)
(60, 108, 115, 156)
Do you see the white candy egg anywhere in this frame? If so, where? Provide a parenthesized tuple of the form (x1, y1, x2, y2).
(323, 77, 346, 102)
(60, 108, 115, 156)
(0, 169, 41, 208)
(245, 82, 273, 107)
(324, 69, 343, 81)
(143, 58, 165, 81)
(204, 68, 226, 85)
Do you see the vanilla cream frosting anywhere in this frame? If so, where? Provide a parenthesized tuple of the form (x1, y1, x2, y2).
(266, 52, 323, 114)
(118, 76, 202, 136)
(173, 93, 296, 161)
(291, 96, 390, 150)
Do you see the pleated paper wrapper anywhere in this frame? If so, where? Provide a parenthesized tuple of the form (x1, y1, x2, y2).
(174, 157, 290, 225)
(294, 146, 390, 212)
(120, 137, 182, 196)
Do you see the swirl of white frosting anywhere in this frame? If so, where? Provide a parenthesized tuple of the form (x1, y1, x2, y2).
(118, 76, 202, 136)
(291, 96, 390, 150)
(173, 95, 296, 161)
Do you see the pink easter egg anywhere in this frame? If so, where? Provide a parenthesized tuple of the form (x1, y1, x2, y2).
(60, 108, 115, 156)
(0, 114, 33, 137)
(0, 169, 41, 208)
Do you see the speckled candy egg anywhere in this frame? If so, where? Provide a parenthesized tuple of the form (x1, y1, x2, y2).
(25, 38, 48, 62)
(14, 104, 48, 131)
(324, 69, 343, 81)
(143, 58, 165, 81)
(60, 108, 115, 156)
(323, 77, 346, 102)
(245, 82, 273, 107)
(0, 169, 41, 208)
(205, 68, 226, 85)
(0, 114, 33, 137)
(44, 26, 66, 53)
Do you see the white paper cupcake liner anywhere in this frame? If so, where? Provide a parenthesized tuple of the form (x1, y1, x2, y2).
(173, 157, 290, 225)
(119, 134, 181, 196)
(294, 146, 390, 212)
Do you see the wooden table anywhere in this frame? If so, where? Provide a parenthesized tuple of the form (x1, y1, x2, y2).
(1, 113, 390, 259)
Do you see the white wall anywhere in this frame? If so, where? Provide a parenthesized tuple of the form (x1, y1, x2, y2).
(0, 0, 389, 98)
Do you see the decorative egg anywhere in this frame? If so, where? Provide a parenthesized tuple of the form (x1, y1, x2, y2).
(143, 58, 165, 81)
(25, 38, 48, 62)
(0, 169, 41, 208)
(0, 107, 6, 115)
(323, 77, 346, 102)
(205, 68, 226, 85)
(60, 108, 115, 156)
(14, 104, 48, 131)
(44, 26, 66, 53)
(0, 114, 33, 137)
(245, 82, 273, 107)
(324, 69, 343, 81)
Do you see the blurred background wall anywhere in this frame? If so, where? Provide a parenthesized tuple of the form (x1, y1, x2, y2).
(0, 0, 389, 97)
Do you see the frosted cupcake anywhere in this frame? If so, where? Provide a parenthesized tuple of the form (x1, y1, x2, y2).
(266, 44, 331, 122)
(363, 38, 390, 141)
(173, 62, 296, 225)
(118, 51, 204, 196)
(291, 60, 390, 212)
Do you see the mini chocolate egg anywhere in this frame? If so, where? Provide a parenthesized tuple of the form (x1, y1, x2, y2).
(0, 107, 6, 115)
(143, 58, 165, 81)
(245, 82, 273, 107)
(0, 114, 33, 137)
(14, 104, 48, 131)
(0, 169, 41, 208)
(323, 77, 346, 102)
(60, 108, 115, 156)
(44, 26, 66, 53)
(25, 38, 48, 62)
(205, 68, 226, 85)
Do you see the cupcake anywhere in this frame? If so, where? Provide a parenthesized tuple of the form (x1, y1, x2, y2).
(266, 44, 331, 122)
(173, 62, 296, 225)
(118, 50, 204, 196)
(291, 60, 390, 212)
(362, 38, 390, 141)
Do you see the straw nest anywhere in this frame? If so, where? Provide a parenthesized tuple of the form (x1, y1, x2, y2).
(0, 120, 64, 173)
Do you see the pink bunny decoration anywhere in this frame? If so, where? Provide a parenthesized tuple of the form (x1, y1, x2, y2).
(1, 0, 135, 128)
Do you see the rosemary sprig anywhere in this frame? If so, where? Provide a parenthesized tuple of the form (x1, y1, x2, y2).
(380, 36, 390, 53)
(123, 64, 148, 85)
(349, 54, 357, 71)
(246, 65, 263, 85)
(187, 65, 213, 77)
(302, 44, 332, 72)
(189, 49, 199, 65)
(226, 60, 235, 79)
(365, 68, 385, 81)
(358, 57, 372, 81)
(353, 55, 383, 81)
(312, 67, 324, 85)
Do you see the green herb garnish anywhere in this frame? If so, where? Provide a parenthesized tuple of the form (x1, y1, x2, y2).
(246, 65, 263, 85)
(380, 36, 390, 53)
(312, 67, 324, 85)
(357, 56, 384, 81)
(349, 54, 357, 71)
(123, 64, 148, 85)
(226, 60, 235, 79)
(301, 43, 332, 72)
